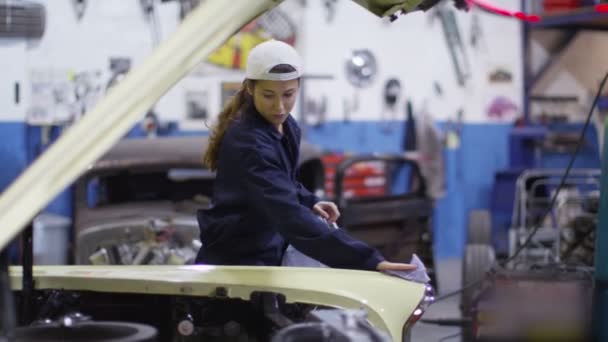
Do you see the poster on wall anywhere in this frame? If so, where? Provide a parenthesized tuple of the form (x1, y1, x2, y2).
(205, 6, 299, 71)
(27, 68, 105, 125)
(483, 66, 520, 122)
(27, 57, 132, 125)
(485, 95, 519, 122)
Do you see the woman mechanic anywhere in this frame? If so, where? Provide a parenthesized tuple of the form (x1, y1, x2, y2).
(196, 40, 415, 273)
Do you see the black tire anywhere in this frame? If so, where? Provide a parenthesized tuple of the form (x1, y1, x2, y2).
(467, 210, 492, 245)
(461, 244, 495, 342)
(14, 321, 158, 342)
(461, 244, 495, 313)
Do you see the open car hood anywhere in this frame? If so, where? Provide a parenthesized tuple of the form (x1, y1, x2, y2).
(10, 265, 425, 341)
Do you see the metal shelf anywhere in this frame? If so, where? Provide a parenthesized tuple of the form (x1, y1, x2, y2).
(529, 6, 608, 31)
(522, 3, 608, 121)
(518, 5, 608, 340)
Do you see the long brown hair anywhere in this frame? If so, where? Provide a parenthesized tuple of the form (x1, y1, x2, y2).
(203, 80, 253, 170)
(204, 64, 298, 171)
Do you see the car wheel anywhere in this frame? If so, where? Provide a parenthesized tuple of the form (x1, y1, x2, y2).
(467, 210, 492, 245)
(14, 321, 158, 341)
(461, 244, 495, 341)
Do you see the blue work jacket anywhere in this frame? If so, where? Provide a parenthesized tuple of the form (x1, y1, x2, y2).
(195, 103, 384, 271)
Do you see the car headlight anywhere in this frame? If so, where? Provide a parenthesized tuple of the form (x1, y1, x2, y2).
(406, 283, 435, 326)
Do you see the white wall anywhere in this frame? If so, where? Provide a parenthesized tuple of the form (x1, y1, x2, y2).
(0, 0, 300, 127)
(4, 0, 186, 124)
(0, 0, 524, 126)
(26, 0, 169, 70)
(299, 0, 523, 123)
(0, 40, 26, 121)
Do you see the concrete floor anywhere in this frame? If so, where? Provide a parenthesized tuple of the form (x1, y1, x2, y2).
(411, 258, 463, 342)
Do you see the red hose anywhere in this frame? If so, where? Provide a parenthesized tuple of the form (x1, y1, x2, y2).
(467, 0, 540, 22)
(466, 0, 607, 23)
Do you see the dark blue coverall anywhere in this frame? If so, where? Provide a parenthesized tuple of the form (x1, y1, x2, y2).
(195, 103, 385, 271)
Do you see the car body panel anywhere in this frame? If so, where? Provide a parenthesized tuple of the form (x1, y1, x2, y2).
(9, 265, 424, 341)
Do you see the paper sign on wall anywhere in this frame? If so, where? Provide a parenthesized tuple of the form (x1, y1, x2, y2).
(27, 68, 105, 125)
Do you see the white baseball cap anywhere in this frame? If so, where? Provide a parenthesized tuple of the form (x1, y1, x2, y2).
(245, 40, 302, 81)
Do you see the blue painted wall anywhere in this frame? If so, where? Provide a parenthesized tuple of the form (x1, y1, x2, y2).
(0, 122, 27, 192)
(0, 121, 29, 258)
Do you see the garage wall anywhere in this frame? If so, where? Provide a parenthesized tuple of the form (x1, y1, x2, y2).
(293, 0, 600, 258)
(22, 0, 184, 124)
(298, 0, 522, 124)
(0, 0, 600, 260)
(297, 0, 524, 259)
(0, 0, 179, 221)
(0, 0, 522, 260)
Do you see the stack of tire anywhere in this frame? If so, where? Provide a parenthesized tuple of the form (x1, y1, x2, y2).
(461, 210, 495, 342)
(14, 321, 157, 341)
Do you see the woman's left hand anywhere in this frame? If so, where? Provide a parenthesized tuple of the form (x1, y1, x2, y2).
(376, 261, 417, 272)
(313, 201, 340, 223)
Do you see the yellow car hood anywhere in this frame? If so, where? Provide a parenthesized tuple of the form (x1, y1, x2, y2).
(10, 265, 424, 341)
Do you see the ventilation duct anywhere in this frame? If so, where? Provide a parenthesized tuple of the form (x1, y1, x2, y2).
(0, 1, 45, 39)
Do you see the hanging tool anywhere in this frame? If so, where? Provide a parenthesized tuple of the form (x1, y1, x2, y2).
(470, 10, 486, 50)
(323, 0, 338, 23)
(431, 3, 471, 86)
(141, 0, 162, 47)
(403, 101, 417, 151)
(296, 74, 333, 135)
(304, 96, 328, 128)
(71, 0, 87, 21)
(342, 95, 358, 124)
(160, 0, 201, 20)
(380, 78, 402, 133)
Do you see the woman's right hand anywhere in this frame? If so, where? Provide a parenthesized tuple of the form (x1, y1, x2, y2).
(376, 261, 417, 272)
